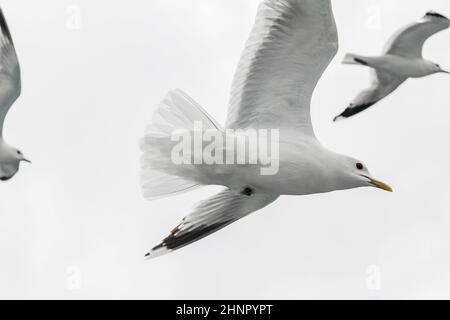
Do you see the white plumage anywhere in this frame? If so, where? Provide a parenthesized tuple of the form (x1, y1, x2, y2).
(335, 11, 450, 121)
(141, 0, 392, 259)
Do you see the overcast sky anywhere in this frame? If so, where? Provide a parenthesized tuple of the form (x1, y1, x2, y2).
(1, 0, 450, 299)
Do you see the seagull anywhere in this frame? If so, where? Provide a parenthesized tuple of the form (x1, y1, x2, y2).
(334, 11, 450, 121)
(141, 0, 392, 259)
(0, 7, 29, 181)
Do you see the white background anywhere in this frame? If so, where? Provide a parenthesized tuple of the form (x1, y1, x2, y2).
(0, 0, 450, 299)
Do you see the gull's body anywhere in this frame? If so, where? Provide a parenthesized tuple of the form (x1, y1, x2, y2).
(141, 0, 392, 259)
(334, 11, 450, 121)
(214, 136, 365, 196)
(356, 55, 438, 78)
(0, 7, 29, 181)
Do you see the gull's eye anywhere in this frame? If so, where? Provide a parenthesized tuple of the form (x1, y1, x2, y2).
(356, 163, 364, 170)
(17, 151, 22, 155)
(436, 64, 440, 68)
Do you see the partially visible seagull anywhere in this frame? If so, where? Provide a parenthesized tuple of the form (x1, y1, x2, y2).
(0, 6, 29, 181)
(141, 0, 392, 259)
(334, 11, 450, 122)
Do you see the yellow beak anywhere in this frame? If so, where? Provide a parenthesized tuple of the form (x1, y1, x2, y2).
(368, 177, 393, 192)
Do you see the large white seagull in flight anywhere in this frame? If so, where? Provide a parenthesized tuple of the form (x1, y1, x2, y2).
(140, 0, 392, 259)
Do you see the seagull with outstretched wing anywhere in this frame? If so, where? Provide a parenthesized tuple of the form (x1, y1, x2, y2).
(334, 11, 450, 121)
(141, 0, 392, 259)
(0, 6, 30, 181)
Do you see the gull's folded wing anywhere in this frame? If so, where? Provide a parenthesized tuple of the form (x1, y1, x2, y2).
(0, 6, 21, 137)
(384, 11, 450, 59)
(226, 0, 338, 136)
(334, 70, 406, 121)
(146, 189, 279, 259)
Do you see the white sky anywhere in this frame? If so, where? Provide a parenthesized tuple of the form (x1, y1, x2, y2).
(1, 0, 450, 299)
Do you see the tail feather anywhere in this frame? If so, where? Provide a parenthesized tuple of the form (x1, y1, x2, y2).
(140, 170, 201, 200)
(140, 89, 223, 200)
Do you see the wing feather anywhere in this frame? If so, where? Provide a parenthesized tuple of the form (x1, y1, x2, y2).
(146, 189, 279, 259)
(0, 6, 21, 137)
(384, 11, 450, 58)
(334, 70, 406, 121)
(226, 0, 338, 137)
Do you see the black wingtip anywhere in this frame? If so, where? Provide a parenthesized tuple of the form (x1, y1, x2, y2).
(162, 221, 232, 252)
(146, 220, 234, 259)
(354, 58, 368, 66)
(425, 11, 449, 20)
(0, 6, 13, 46)
(335, 101, 378, 121)
(333, 115, 344, 122)
(144, 244, 171, 260)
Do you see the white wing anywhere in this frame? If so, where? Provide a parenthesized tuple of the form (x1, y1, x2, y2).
(146, 189, 279, 259)
(384, 11, 450, 58)
(334, 70, 406, 121)
(0, 7, 20, 137)
(226, 0, 338, 137)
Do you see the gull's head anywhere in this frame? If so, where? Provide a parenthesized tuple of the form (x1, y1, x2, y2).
(427, 62, 450, 75)
(6, 146, 31, 164)
(0, 144, 31, 181)
(337, 156, 393, 192)
(14, 148, 31, 164)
